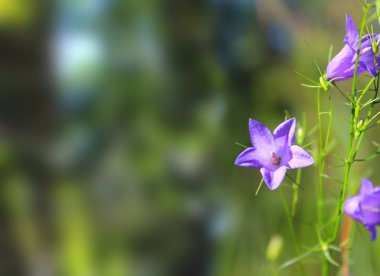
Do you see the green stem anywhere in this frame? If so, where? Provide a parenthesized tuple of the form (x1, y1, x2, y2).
(291, 169, 302, 217)
(316, 88, 332, 233)
(322, 258, 329, 276)
(316, 88, 325, 227)
(279, 187, 305, 275)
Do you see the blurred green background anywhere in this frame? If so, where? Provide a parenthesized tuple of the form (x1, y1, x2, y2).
(1, 0, 380, 275)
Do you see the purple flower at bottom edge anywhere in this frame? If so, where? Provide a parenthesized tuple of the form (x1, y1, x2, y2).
(326, 14, 380, 82)
(344, 178, 380, 241)
(235, 118, 314, 190)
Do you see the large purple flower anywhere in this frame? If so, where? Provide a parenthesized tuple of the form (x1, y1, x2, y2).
(326, 14, 380, 82)
(235, 118, 314, 190)
(344, 178, 380, 241)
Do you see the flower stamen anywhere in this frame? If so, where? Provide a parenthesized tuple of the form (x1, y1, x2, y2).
(271, 152, 281, 165)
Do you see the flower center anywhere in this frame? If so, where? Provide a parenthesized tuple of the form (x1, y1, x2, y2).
(271, 152, 281, 166)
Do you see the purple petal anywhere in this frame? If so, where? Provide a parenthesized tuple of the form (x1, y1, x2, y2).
(355, 34, 378, 77)
(344, 195, 364, 222)
(361, 53, 378, 77)
(360, 33, 378, 51)
(249, 119, 275, 150)
(287, 145, 314, 169)
(344, 14, 359, 48)
(247, 119, 276, 168)
(376, 56, 380, 70)
(235, 147, 264, 168)
(327, 16, 378, 82)
(273, 118, 296, 146)
(260, 166, 287, 190)
(273, 137, 292, 167)
(326, 42, 370, 82)
(365, 62, 377, 77)
(359, 195, 380, 225)
(365, 225, 377, 241)
(326, 44, 357, 81)
(360, 178, 374, 195)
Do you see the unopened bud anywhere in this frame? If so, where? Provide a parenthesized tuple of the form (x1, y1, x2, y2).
(357, 120, 363, 131)
(266, 235, 283, 261)
(296, 127, 305, 145)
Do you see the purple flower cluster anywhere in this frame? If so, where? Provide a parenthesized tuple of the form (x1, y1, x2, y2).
(344, 179, 380, 241)
(326, 14, 380, 82)
(234, 14, 380, 243)
(235, 118, 314, 190)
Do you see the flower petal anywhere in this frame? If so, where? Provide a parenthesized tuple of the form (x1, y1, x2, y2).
(359, 194, 380, 225)
(344, 14, 359, 48)
(361, 53, 378, 77)
(326, 44, 356, 81)
(327, 15, 379, 82)
(273, 138, 292, 167)
(360, 33, 378, 52)
(249, 119, 275, 151)
(376, 56, 380, 70)
(365, 225, 377, 241)
(360, 178, 374, 195)
(260, 166, 287, 190)
(235, 147, 264, 168)
(273, 118, 296, 146)
(287, 145, 314, 169)
(247, 119, 276, 169)
(344, 195, 364, 222)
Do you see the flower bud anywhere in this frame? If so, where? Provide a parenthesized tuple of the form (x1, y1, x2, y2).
(357, 120, 363, 131)
(296, 127, 305, 145)
(266, 235, 283, 261)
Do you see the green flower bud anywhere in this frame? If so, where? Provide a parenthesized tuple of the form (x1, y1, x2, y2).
(296, 127, 305, 145)
(357, 120, 363, 131)
(266, 235, 283, 261)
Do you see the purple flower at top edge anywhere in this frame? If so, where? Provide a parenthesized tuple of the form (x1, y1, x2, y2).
(326, 14, 380, 82)
(344, 178, 380, 241)
(235, 118, 314, 190)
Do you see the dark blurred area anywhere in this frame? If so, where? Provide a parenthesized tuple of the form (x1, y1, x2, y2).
(1, 0, 380, 275)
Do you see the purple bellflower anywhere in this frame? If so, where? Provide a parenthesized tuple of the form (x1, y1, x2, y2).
(344, 178, 380, 241)
(235, 118, 314, 190)
(326, 14, 380, 82)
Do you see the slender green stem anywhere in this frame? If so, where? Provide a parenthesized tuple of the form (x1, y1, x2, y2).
(357, 77, 376, 104)
(279, 187, 305, 275)
(316, 88, 324, 227)
(330, 159, 353, 242)
(316, 226, 330, 275)
(322, 258, 329, 276)
(316, 88, 332, 233)
(368, 75, 380, 116)
(324, 95, 333, 157)
(329, 84, 355, 242)
(255, 178, 264, 196)
(352, 4, 372, 94)
(291, 169, 302, 216)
